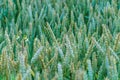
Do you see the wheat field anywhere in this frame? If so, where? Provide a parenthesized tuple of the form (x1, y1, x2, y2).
(0, 0, 120, 80)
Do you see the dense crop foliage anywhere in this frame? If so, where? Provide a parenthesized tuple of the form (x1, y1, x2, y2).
(0, 0, 120, 80)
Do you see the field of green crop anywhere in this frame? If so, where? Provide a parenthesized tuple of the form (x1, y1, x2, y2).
(0, 0, 120, 80)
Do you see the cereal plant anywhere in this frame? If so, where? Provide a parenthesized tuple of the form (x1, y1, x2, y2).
(0, 0, 120, 80)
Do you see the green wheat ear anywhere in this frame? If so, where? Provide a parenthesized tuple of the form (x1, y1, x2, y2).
(113, 33, 120, 51)
(16, 73, 22, 80)
(46, 22, 57, 44)
(109, 56, 118, 80)
(58, 63, 63, 80)
(57, 46, 64, 59)
(35, 72, 40, 80)
(83, 71, 88, 80)
(31, 46, 43, 64)
(65, 35, 74, 58)
(22, 65, 32, 80)
(87, 59, 93, 80)
(92, 52, 97, 74)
